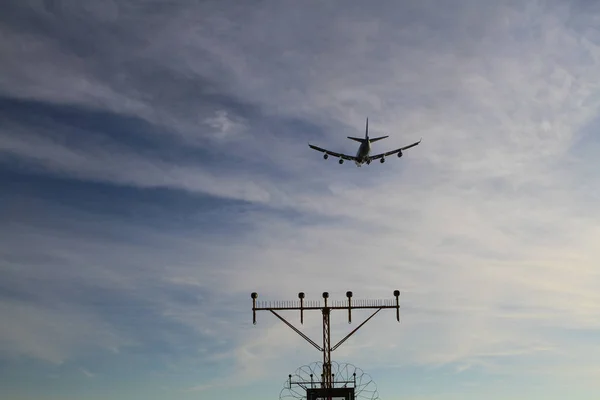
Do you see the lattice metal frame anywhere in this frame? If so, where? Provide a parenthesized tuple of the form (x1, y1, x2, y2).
(279, 361, 379, 400)
(251, 290, 400, 392)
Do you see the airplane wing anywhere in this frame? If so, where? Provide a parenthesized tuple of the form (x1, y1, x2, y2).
(308, 143, 356, 160)
(369, 138, 421, 160)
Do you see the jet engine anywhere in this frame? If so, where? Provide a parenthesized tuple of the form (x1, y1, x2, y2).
(397, 150, 403, 158)
(323, 154, 328, 160)
(338, 159, 344, 164)
(380, 157, 385, 163)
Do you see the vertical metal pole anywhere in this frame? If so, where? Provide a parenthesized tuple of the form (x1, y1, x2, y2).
(394, 290, 400, 322)
(251, 292, 258, 324)
(321, 291, 332, 397)
(346, 291, 353, 324)
(299, 292, 305, 324)
(322, 306, 332, 397)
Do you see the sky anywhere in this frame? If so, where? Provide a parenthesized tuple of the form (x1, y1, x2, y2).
(1, 0, 600, 399)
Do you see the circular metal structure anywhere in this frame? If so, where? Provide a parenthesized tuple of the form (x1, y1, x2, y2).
(279, 361, 379, 400)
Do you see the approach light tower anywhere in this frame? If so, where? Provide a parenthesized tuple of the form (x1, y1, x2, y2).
(251, 290, 400, 394)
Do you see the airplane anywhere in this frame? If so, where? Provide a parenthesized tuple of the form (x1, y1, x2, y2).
(308, 118, 421, 167)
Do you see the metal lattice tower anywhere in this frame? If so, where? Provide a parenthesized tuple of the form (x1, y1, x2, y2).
(251, 290, 400, 396)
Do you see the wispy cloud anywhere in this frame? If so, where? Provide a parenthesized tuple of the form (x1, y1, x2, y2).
(80, 367, 96, 378)
(1, 1, 600, 399)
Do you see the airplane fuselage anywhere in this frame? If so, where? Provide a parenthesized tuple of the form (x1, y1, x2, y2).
(355, 140, 371, 166)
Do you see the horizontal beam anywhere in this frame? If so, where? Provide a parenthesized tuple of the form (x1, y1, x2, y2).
(254, 305, 399, 311)
(251, 291, 401, 324)
(290, 380, 355, 385)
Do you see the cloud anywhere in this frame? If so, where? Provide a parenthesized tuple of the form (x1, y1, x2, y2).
(80, 368, 96, 378)
(2, 1, 600, 399)
(203, 110, 247, 140)
(0, 300, 126, 365)
(0, 129, 272, 203)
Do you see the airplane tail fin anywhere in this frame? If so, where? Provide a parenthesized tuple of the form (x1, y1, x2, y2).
(348, 118, 384, 143)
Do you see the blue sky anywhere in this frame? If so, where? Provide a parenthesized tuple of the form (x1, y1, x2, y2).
(1, 1, 600, 399)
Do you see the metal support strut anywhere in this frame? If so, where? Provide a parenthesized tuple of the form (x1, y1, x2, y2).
(322, 304, 331, 388)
